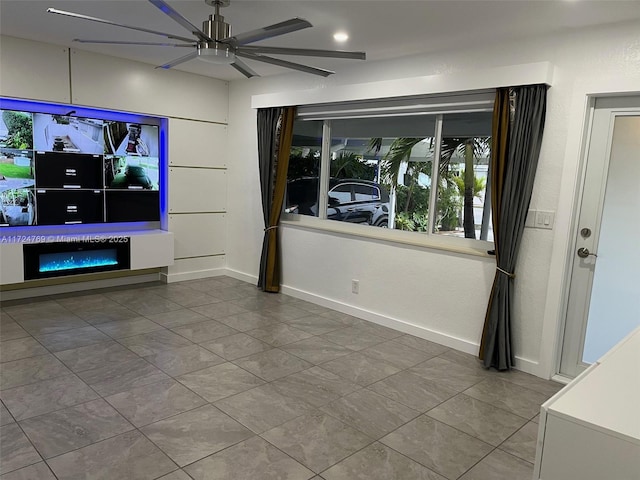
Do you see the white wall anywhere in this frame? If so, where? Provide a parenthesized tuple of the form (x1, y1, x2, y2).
(226, 20, 640, 377)
(0, 36, 230, 282)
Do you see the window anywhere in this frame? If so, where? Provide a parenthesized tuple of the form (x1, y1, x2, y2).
(285, 92, 494, 246)
(434, 113, 493, 241)
(285, 120, 322, 215)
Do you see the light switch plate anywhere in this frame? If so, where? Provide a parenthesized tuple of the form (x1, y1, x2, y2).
(534, 210, 555, 230)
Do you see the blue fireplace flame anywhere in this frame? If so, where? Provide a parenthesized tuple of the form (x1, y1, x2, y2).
(39, 249, 119, 272)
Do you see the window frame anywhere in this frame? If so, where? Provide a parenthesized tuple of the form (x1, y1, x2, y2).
(283, 94, 495, 258)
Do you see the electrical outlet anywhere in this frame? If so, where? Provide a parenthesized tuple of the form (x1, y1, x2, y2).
(351, 279, 359, 294)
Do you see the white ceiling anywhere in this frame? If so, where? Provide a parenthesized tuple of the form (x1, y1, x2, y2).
(1, 0, 639, 81)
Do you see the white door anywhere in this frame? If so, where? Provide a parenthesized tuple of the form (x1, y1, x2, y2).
(559, 96, 640, 378)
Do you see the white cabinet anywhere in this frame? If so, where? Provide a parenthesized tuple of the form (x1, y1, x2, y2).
(534, 328, 640, 480)
(0, 230, 174, 285)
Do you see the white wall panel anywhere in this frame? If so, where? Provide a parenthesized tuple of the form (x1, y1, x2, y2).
(169, 213, 225, 259)
(0, 36, 70, 103)
(0, 244, 24, 285)
(70, 49, 228, 123)
(169, 119, 227, 168)
(169, 168, 226, 214)
(165, 256, 225, 282)
(129, 231, 174, 270)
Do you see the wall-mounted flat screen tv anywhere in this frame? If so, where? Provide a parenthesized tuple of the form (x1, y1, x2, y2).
(33, 114, 104, 154)
(36, 189, 104, 225)
(35, 152, 104, 190)
(0, 103, 162, 228)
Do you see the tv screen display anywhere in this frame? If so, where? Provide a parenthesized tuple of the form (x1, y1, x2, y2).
(35, 152, 103, 190)
(0, 110, 36, 226)
(104, 122, 159, 157)
(0, 184, 35, 227)
(0, 105, 162, 228)
(33, 114, 104, 154)
(106, 190, 160, 222)
(35, 189, 104, 225)
(104, 122, 160, 191)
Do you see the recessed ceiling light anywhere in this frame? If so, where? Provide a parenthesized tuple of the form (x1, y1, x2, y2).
(333, 32, 349, 42)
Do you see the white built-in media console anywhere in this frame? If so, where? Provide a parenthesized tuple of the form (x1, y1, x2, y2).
(0, 97, 173, 285)
(534, 327, 640, 479)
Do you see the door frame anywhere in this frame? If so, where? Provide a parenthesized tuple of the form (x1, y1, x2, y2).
(558, 99, 640, 378)
(536, 83, 640, 383)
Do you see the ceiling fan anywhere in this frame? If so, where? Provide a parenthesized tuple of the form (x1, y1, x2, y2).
(47, 0, 366, 78)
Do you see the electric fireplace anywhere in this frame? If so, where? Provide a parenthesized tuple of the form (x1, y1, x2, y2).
(23, 239, 130, 280)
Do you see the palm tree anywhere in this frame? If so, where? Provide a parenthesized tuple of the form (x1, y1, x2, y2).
(330, 152, 376, 179)
(463, 139, 476, 238)
(375, 137, 425, 186)
(370, 136, 490, 238)
(443, 136, 490, 239)
(368, 137, 427, 228)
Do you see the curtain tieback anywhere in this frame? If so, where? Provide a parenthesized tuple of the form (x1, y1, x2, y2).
(497, 267, 516, 279)
(264, 225, 278, 232)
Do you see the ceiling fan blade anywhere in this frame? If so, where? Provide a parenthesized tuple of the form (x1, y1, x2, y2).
(238, 45, 366, 60)
(224, 18, 312, 46)
(156, 51, 199, 69)
(148, 0, 213, 42)
(236, 51, 334, 77)
(47, 8, 195, 43)
(74, 39, 195, 47)
(231, 58, 259, 79)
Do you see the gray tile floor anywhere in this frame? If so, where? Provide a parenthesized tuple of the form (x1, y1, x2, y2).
(0, 277, 562, 479)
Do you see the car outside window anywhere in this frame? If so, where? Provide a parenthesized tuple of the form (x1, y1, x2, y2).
(354, 184, 380, 202)
(329, 184, 352, 204)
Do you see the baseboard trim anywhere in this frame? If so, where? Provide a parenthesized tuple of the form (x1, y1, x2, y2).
(223, 270, 475, 352)
(223, 268, 258, 285)
(550, 373, 572, 385)
(280, 282, 479, 355)
(163, 268, 227, 283)
(220, 268, 542, 376)
(0, 273, 161, 301)
(513, 356, 541, 376)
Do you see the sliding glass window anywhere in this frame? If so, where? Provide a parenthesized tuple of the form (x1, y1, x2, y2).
(284, 92, 494, 245)
(327, 116, 436, 229)
(434, 112, 493, 240)
(285, 119, 323, 216)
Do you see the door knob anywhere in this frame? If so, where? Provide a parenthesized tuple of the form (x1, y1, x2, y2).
(577, 247, 597, 258)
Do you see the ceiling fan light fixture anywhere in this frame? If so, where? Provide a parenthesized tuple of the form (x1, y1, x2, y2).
(197, 43, 236, 64)
(49, 0, 366, 77)
(333, 32, 349, 42)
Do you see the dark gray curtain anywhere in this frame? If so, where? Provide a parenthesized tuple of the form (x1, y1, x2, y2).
(257, 108, 282, 291)
(480, 84, 547, 370)
(257, 107, 295, 292)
